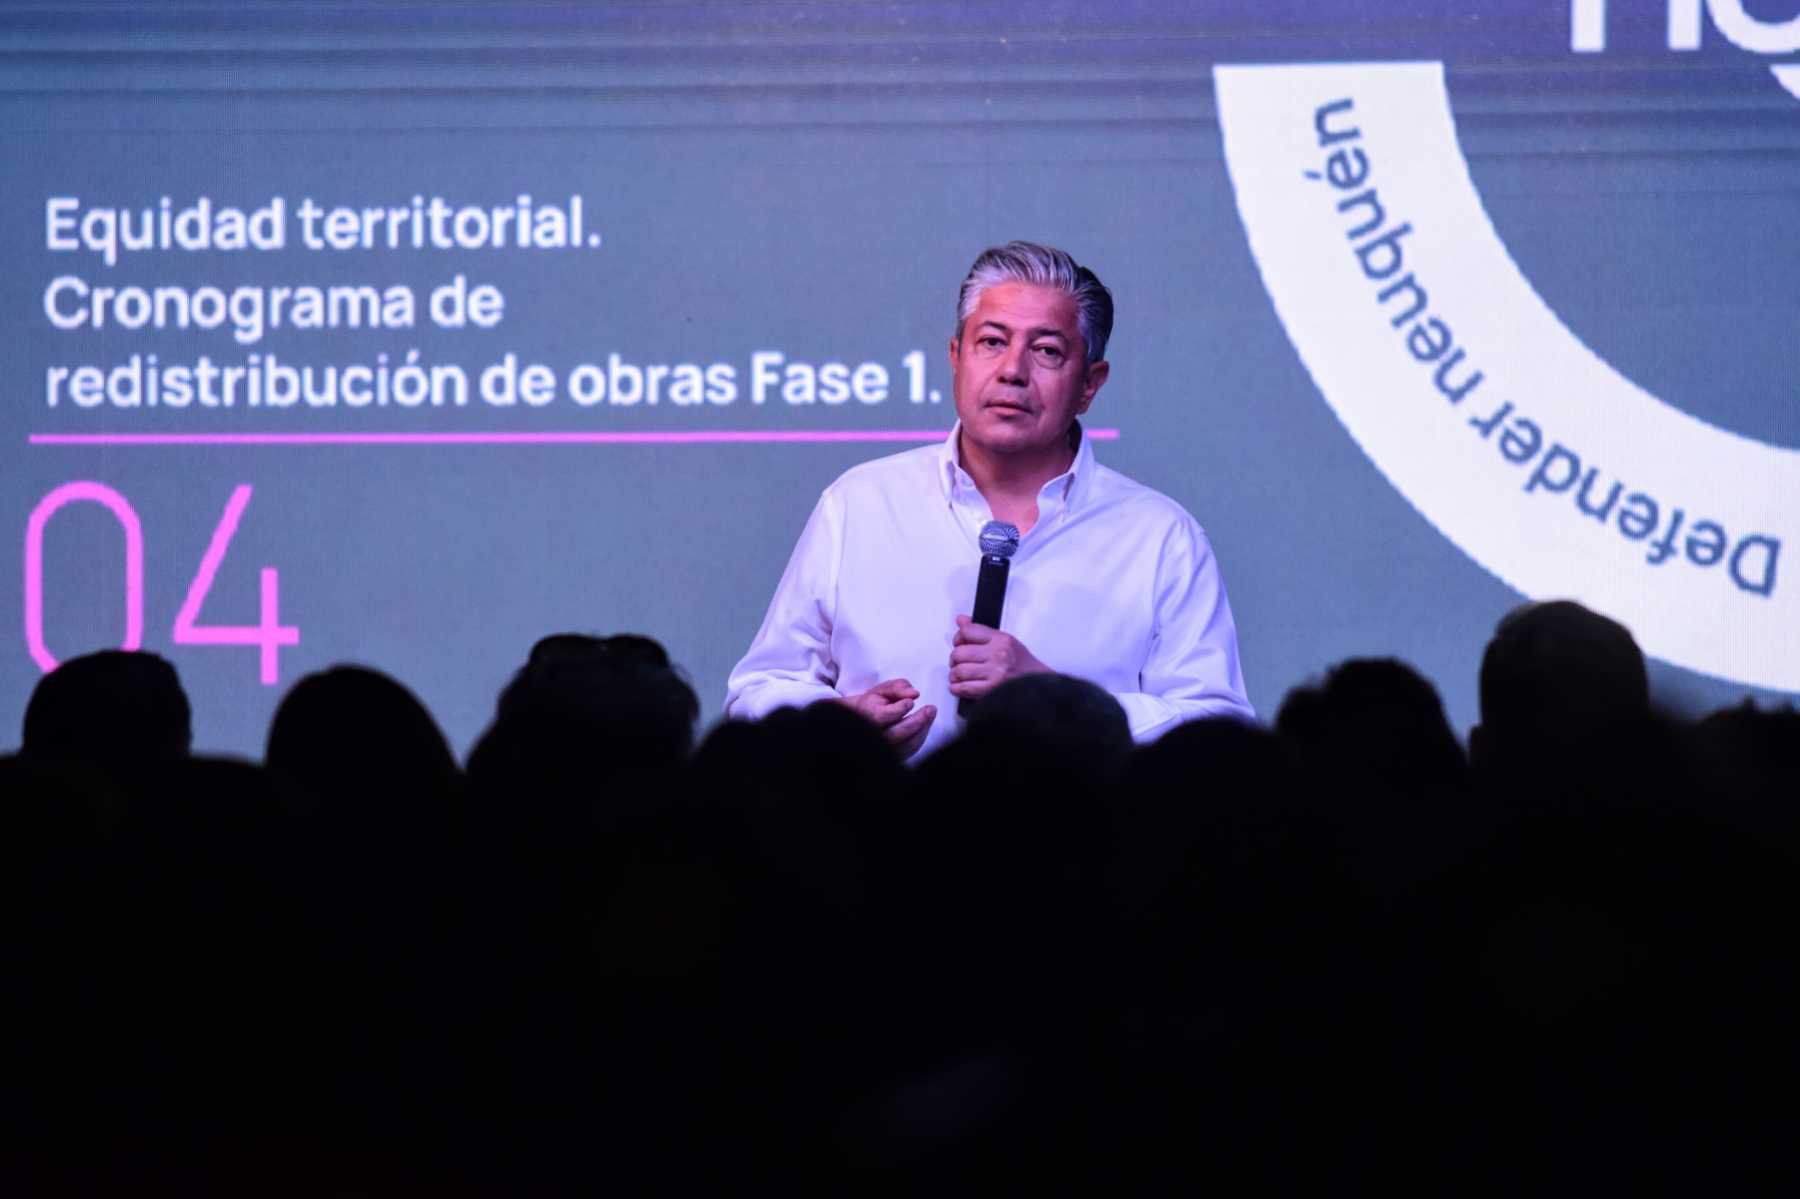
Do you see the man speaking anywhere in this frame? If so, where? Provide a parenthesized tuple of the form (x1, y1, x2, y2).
(725, 241, 1254, 758)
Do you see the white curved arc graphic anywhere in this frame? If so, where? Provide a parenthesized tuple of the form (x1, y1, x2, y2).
(1773, 63, 1800, 102)
(1214, 62, 1799, 692)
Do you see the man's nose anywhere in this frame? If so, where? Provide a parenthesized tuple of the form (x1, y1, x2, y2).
(996, 341, 1029, 384)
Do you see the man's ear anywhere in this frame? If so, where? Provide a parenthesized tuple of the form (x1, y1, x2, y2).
(947, 334, 961, 373)
(1077, 359, 1110, 415)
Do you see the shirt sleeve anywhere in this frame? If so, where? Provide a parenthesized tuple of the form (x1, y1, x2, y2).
(1109, 516, 1256, 740)
(723, 489, 847, 719)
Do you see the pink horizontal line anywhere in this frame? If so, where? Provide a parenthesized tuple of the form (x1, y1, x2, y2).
(30, 428, 1121, 448)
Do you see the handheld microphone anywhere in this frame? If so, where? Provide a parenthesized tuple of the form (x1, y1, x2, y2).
(959, 520, 1020, 718)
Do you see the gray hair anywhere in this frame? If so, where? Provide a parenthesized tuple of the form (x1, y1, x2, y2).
(954, 241, 1114, 365)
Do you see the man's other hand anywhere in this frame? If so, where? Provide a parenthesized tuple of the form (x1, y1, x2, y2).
(948, 615, 1050, 700)
(840, 678, 936, 760)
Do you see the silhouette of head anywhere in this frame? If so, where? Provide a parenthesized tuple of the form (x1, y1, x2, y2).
(266, 664, 458, 812)
(525, 631, 673, 674)
(467, 632, 700, 801)
(21, 649, 191, 766)
(1276, 657, 1465, 795)
(961, 671, 1133, 769)
(1472, 600, 1649, 771)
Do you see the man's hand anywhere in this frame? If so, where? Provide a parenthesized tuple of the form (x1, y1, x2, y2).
(839, 677, 937, 760)
(948, 615, 1050, 701)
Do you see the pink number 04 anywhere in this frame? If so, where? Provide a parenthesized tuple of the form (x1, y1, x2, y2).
(24, 482, 298, 685)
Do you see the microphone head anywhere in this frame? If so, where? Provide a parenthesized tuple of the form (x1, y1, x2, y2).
(978, 520, 1021, 559)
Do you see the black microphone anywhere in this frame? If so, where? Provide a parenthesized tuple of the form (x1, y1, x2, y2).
(959, 520, 1020, 718)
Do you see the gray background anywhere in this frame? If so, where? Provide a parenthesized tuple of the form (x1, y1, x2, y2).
(2, 1, 1796, 756)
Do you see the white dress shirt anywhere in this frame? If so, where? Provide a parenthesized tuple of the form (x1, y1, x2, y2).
(724, 424, 1254, 756)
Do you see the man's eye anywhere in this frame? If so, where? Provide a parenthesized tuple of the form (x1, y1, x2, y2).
(1033, 345, 1064, 362)
(979, 336, 1005, 349)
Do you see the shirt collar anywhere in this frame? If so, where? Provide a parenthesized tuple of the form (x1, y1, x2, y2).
(937, 420, 1096, 507)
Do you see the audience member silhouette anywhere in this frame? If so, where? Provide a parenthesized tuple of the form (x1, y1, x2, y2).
(20, 649, 191, 772)
(1275, 656, 1477, 900)
(1100, 717, 1367, 1183)
(1470, 598, 1649, 776)
(960, 671, 1134, 769)
(266, 663, 460, 821)
(1275, 656, 1465, 799)
(263, 665, 471, 1167)
(466, 631, 699, 812)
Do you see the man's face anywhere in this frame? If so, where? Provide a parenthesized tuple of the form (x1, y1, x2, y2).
(949, 281, 1109, 462)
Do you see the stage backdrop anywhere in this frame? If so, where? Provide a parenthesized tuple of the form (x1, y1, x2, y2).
(3, 1, 1797, 755)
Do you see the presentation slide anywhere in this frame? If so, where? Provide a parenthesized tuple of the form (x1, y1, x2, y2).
(4, 1, 1796, 754)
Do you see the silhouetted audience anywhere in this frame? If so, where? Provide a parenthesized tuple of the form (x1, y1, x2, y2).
(3, 610, 1797, 1192)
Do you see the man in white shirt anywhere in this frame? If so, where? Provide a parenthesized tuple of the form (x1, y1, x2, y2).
(725, 241, 1254, 758)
